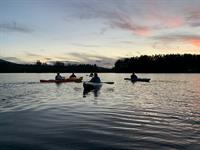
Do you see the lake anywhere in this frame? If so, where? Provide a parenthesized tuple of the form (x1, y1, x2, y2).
(0, 73, 199, 150)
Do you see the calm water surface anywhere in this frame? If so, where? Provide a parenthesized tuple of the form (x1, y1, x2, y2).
(0, 73, 199, 150)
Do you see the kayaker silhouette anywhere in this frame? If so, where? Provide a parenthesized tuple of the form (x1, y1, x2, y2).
(89, 73, 93, 77)
(55, 73, 64, 80)
(90, 73, 101, 83)
(131, 72, 138, 80)
(69, 73, 76, 78)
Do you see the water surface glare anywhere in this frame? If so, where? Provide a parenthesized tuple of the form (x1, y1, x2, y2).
(0, 73, 199, 150)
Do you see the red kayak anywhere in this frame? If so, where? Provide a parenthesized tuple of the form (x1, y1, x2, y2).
(40, 77, 83, 83)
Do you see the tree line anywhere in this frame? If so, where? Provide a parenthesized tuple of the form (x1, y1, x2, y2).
(1, 54, 200, 73)
(114, 54, 200, 73)
(0, 59, 111, 73)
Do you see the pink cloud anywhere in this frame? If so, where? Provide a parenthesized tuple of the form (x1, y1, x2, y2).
(187, 39, 200, 47)
(144, 0, 185, 29)
(134, 27, 151, 36)
(153, 34, 200, 48)
(165, 17, 184, 28)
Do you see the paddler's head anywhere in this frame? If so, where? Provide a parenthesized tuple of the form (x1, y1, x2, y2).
(94, 73, 98, 77)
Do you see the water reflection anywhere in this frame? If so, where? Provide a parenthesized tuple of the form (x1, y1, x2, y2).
(83, 88, 101, 97)
(0, 73, 200, 150)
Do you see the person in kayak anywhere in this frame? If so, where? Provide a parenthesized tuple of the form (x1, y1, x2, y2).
(69, 73, 76, 78)
(90, 73, 101, 83)
(89, 73, 93, 77)
(55, 73, 64, 80)
(131, 72, 138, 80)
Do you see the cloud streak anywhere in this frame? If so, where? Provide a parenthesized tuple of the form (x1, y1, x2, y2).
(67, 1, 152, 36)
(153, 34, 200, 48)
(66, 0, 200, 37)
(71, 43, 103, 48)
(22, 52, 117, 67)
(186, 9, 200, 27)
(0, 22, 33, 33)
(107, 12, 151, 36)
(25, 52, 42, 57)
(66, 52, 117, 67)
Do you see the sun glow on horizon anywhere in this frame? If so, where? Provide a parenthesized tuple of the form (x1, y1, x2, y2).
(0, 0, 200, 67)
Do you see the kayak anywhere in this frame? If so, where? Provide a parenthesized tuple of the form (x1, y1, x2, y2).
(40, 77, 83, 83)
(124, 78, 150, 82)
(83, 81, 102, 90)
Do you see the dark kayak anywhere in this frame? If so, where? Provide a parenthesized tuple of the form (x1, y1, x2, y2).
(83, 81, 102, 90)
(124, 78, 150, 82)
(40, 77, 83, 83)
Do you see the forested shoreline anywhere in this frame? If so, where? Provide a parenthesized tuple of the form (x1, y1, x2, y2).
(0, 60, 110, 73)
(114, 54, 200, 73)
(1, 54, 200, 73)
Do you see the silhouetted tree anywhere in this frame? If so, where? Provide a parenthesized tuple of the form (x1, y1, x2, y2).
(114, 54, 200, 73)
(36, 60, 42, 66)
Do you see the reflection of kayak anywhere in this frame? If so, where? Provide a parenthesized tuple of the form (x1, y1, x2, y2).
(83, 82, 102, 97)
(40, 77, 83, 83)
(124, 78, 150, 82)
(83, 81, 102, 90)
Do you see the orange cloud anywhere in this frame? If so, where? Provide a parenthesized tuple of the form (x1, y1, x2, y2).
(188, 39, 200, 47)
(153, 34, 200, 48)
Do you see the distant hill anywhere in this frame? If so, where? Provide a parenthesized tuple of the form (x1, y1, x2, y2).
(114, 54, 200, 73)
(0, 59, 16, 64)
(0, 59, 112, 73)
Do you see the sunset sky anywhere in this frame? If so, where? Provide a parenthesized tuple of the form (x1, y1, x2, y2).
(0, 0, 200, 67)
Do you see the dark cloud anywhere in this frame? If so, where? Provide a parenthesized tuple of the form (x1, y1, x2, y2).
(47, 60, 80, 65)
(0, 22, 33, 33)
(186, 10, 200, 27)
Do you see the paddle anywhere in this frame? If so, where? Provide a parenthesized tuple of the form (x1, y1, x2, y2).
(101, 82, 114, 84)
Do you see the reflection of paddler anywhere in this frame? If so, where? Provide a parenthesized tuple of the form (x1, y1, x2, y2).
(83, 86, 100, 98)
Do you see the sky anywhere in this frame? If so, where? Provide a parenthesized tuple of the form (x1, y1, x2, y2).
(0, 0, 200, 67)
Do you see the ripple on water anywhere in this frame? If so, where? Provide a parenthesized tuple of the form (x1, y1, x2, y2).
(0, 74, 200, 150)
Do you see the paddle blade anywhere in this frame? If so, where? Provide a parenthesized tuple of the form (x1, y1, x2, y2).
(102, 82, 114, 84)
